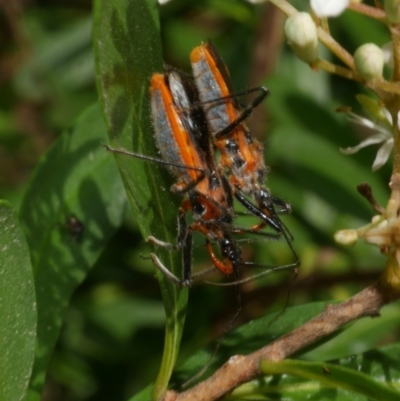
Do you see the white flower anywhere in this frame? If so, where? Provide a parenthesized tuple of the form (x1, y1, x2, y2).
(340, 111, 394, 171)
(311, 0, 349, 17)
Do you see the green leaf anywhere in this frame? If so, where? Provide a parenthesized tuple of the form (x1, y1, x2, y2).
(93, 0, 187, 399)
(259, 358, 400, 401)
(19, 104, 129, 401)
(0, 201, 36, 401)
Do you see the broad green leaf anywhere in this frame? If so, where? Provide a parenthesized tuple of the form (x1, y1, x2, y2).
(15, 17, 93, 100)
(259, 358, 400, 401)
(93, 0, 187, 399)
(0, 201, 36, 401)
(19, 104, 129, 401)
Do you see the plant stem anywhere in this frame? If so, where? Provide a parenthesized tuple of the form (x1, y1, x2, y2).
(315, 58, 360, 81)
(267, 0, 297, 16)
(348, 2, 386, 21)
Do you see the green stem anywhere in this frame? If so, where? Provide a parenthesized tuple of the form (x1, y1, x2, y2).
(314, 58, 360, 81)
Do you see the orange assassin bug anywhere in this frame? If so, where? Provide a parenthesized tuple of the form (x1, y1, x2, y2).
(190, 41, 299, 265)
(106, 69, 292, 287)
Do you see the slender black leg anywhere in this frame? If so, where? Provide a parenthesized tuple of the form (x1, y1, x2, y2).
(213, 87, 269, 140)
(234, 191, 282, 233)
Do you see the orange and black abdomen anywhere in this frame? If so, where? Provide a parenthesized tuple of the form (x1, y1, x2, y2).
(150, 73, 204, 188)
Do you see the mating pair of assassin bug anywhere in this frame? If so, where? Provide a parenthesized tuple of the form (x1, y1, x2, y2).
(107, 41, 299, 288)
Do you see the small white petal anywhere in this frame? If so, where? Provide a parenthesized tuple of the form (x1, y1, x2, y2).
(340, 132, 392, 155)
(371, 138, 394, 171)
(311, 0, 349, 17)
(383, 108, 394, 126)
(347, 112, 392, 137)
(347, 112, 379, 130)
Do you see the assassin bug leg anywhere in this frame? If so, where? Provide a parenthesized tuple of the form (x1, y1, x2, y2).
(149, 253, 185, 287)
(146, 236, 178, 250)
(202, 86, 270, 141)
(205, 261, 299, 287)
(103, 144, 204, 174)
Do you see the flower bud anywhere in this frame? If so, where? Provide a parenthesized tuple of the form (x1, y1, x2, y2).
(334, 229, 358, 246)
(384, 0, 400, 24)
(284, 12, 319, 63)
(354, 44, 384, 81)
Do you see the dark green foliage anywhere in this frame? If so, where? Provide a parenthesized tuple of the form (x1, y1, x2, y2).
(0, 1, 399, 401)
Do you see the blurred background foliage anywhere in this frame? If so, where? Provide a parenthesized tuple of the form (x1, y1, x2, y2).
(1, 0, 399, 400)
